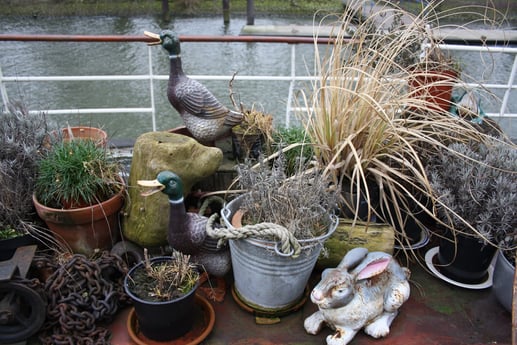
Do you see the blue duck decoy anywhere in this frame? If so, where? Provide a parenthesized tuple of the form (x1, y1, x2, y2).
(144, 30, 243, 144)
(138, 171, 230, 301)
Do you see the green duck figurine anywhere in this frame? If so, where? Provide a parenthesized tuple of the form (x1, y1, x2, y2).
(138, 171, 230, 301)
(144, 30, 243, 144)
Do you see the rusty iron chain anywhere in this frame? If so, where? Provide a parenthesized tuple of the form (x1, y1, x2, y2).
(36, 251, 130, 345)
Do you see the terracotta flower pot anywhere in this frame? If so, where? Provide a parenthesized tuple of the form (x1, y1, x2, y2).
(33, 185, 124, 256)
(408, 69, 458, 112)
(59, 126, 108, 147)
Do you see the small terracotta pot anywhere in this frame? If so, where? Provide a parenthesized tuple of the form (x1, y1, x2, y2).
(57, 126, 108, 147)
(408, 69, 458, 112)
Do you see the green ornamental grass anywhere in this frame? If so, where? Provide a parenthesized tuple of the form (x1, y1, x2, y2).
(35, 139, 121, 209)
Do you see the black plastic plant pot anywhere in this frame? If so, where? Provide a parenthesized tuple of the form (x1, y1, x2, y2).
(0, 234, 38, 261)
(124, 257, 200, 342)
(437, 232, 496, 284)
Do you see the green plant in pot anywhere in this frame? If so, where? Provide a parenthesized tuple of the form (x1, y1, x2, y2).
(426, 137, 517, 286)
(212, 155, 339, 314)
(271, 126, 313, 177)
(33, 137, 125, 255)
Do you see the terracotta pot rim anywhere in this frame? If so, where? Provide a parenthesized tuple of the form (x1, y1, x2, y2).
(33, 189, 124, 212)
(52, 126, 109, 147)
(33, 175, 125, 216)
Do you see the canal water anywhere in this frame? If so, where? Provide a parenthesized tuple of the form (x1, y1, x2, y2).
(0, 15, 516, 141)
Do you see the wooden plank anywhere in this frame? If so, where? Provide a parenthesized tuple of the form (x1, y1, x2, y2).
(241, 25, 335, 37)
(241, 24, 517, 44)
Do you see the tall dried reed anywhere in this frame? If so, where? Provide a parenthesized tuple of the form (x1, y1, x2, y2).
(300, 0, 511, 246)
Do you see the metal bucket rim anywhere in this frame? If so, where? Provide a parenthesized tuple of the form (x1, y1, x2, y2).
(223, 194, 339, 251)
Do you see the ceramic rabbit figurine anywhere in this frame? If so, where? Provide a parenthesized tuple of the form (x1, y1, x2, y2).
(304, 247, 410, 345)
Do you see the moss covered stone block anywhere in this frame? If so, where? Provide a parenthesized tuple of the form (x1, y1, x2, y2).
(122, 131, 223, 247)
(316, 219, 395, 269)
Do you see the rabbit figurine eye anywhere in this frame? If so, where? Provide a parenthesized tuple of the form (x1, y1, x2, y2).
(335, 288, 346, 295)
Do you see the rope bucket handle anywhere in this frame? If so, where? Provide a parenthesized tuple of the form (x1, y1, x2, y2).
(206, 213, 302, 258)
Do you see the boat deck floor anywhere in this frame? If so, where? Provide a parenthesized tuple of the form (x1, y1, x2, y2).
(108, 248, 512, 345)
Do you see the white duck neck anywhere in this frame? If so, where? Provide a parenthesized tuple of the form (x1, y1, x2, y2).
(169, 196, 184, 204)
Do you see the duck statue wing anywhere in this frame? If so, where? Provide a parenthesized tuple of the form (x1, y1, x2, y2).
(175, 78, 243, 126)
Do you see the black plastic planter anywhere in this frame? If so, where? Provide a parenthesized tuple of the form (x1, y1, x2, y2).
(437, 232, 496, 284)
(124, 257, 200, 342)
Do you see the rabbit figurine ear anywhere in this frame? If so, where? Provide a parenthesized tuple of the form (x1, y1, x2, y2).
(356, 257, 391, 280)
(338, 247, 369, 270)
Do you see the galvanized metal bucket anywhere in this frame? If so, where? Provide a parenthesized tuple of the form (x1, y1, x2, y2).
(222, 195, 338, 312)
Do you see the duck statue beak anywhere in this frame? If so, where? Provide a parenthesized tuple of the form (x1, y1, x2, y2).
(144, 31, 162, 46)
(137, 179, 165, 196)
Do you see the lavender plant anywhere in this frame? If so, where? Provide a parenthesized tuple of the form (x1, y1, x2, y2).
(0, 102, 54, 234)
(427, 138, 517, 253)
(236, 154, 338, 240)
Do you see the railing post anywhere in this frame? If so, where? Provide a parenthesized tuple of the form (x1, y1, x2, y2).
(500, 54, 517, 117)
(285, 44, 296, 127)
(148, 46, 157, 132)
(0, 65, 9, 107)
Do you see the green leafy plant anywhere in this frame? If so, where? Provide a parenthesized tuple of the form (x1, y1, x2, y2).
(35, 139, 122, 209)
(272, 126, 314, 176)
(0, 227, 19, 240)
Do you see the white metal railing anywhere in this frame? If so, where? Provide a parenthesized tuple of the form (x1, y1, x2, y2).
(1, 35, 516, 133)
(439, 44, 517, 119)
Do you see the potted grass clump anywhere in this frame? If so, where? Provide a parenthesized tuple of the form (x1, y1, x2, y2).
(300, 0, 501, 252)
(271, 126, 314, 177)
(124, 249, 203, 342)
(33, 137, 125, 255)
(213, 154, 339, 315)
(426, 137, 517, 289)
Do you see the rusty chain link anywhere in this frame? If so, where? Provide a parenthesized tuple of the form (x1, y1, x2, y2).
(35, 251, 130, 345)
